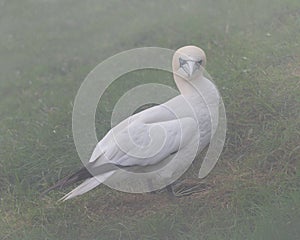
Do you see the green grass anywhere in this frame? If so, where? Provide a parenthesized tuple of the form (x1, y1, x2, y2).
(0, 0, 300, 239)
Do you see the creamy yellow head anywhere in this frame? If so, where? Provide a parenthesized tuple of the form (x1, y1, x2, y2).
(172, 45, 206, 80)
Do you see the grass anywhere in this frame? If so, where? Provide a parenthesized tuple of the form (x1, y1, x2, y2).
(0, 0, 300, 239)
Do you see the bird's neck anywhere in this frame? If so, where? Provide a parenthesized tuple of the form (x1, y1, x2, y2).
(174, 74, 207, 96)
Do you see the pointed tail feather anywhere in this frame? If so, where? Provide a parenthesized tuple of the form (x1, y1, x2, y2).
(41, 167, 92, 195)
(59, 171, 115, 201)
(41, 167, 92, 196)
(41, 163, 120, 197)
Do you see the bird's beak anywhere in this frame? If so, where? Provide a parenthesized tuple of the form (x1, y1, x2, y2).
(187, 61, 196, 77)
(181, 61, 197, 77)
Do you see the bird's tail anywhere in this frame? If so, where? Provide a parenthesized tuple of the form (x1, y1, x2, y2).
(41, 163, 119, 197)
(41, 167, 93, 196)
(59, 171, 115, 201)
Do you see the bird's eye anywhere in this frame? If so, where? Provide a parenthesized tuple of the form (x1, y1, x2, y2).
(179, 57, 187, 67)
(197, 59, 203, 66)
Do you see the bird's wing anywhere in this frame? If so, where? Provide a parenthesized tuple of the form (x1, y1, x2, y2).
(88, 103, 174, 163)
(89, 98, 185, 163)
(89, 115, 198, 169)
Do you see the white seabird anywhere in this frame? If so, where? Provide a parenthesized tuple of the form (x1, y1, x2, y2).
(44, 46, 220, 201)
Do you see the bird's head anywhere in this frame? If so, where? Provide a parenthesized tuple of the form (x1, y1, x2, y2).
(172, 45, 206, 80)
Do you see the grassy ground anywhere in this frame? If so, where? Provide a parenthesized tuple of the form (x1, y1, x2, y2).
(0, 0, 299, 239)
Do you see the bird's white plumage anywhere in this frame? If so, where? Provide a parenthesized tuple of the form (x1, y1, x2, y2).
(61, 46, 219, 200)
